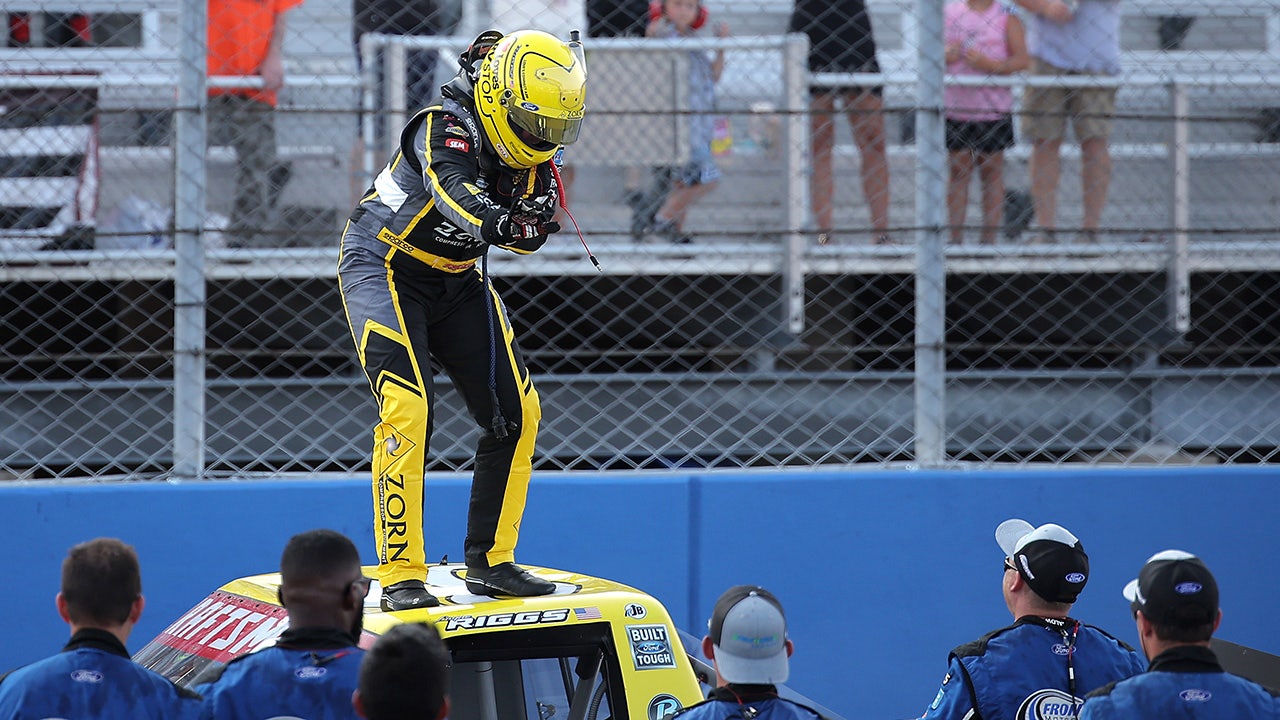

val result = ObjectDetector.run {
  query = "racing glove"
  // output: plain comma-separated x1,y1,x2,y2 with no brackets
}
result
481,211,560,253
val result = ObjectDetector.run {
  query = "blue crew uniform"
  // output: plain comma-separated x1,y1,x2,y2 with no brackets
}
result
1080,644,1280,719
0,628,201,720
195,627,365,720
921,616,1146,720
675,685,825,720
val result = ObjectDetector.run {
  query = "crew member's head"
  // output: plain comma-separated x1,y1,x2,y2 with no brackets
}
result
57,537,145,638
354,622,451,720
278,529,369,638
702,585,793,686
996,518,1090,617
1123,549,1221,659
474,29,586,169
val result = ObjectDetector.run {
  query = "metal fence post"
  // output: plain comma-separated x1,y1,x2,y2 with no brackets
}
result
387,38,407,158
360,33,378,190
1166,79,1191,336
914,0,947,466
172,0,207,478
782,32,809,336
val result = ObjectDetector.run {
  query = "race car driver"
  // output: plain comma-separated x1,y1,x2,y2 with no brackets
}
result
337,28,586,611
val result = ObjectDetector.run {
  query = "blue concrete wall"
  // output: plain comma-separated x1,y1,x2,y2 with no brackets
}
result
0,467,1276,720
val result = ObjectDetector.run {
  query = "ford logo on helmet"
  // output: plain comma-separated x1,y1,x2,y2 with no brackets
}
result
1175,582,1203,594
521,101,540,112
1065,572,1086,583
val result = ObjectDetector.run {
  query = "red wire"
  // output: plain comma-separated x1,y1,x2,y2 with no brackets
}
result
548,161,600,270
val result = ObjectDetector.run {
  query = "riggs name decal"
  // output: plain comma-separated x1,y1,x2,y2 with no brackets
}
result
443,608,570,631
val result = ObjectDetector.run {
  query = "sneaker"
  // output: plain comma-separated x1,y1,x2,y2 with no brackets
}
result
1025,229,1058,245
465,563,555,597
379,579,440,611
651,218,689,244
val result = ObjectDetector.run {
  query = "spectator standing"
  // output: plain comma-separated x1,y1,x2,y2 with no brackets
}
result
207,0,303,247
350,0,460,204
353,0,459,113
338,30,584,609
645,0,728,244
1080,550,1280,718
0,538,201,719
944,0,1029,244
194,529,368,719
789,0,891,245
587,0,648,38
353,623,451,720
676,585,823,720
1010,0,1121,243
919,518,1146,720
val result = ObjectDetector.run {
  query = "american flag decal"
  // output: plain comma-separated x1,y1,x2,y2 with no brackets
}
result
574,607,602,620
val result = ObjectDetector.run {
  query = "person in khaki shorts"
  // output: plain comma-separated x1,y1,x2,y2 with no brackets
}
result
1011,0,1121,243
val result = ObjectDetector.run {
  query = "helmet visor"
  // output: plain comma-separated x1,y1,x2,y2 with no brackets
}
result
506,102,583,146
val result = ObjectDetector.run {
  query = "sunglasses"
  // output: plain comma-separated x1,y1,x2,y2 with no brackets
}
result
1003,558,1018,573
345,576,374,598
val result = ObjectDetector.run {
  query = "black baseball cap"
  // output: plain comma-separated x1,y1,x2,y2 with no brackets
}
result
996,519,1090,604
1123,550,1219,626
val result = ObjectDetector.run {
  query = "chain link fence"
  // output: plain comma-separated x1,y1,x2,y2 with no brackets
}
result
2,0,1279,479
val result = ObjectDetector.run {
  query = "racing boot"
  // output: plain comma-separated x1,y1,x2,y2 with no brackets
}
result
465,562,555,597
380,579,440,611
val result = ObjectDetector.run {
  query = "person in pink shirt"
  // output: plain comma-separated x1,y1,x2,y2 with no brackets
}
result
944,0,1028,244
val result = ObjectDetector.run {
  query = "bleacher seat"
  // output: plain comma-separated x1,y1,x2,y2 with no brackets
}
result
0,81,99,251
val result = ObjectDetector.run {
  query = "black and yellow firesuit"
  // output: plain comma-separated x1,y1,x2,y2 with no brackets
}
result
337,68,558,599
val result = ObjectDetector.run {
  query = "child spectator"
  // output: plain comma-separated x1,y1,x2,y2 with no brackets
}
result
645,0,728,244
944,0,1028,244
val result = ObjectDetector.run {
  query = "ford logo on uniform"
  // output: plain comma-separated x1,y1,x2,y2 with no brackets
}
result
1176,582,1203,594
70,669,103,683
1065,573,1086,583
1180,689,1212,702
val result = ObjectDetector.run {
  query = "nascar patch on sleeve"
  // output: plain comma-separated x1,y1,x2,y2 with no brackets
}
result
446,138,470,153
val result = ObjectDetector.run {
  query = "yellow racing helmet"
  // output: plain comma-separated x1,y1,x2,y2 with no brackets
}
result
474,30,587,169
